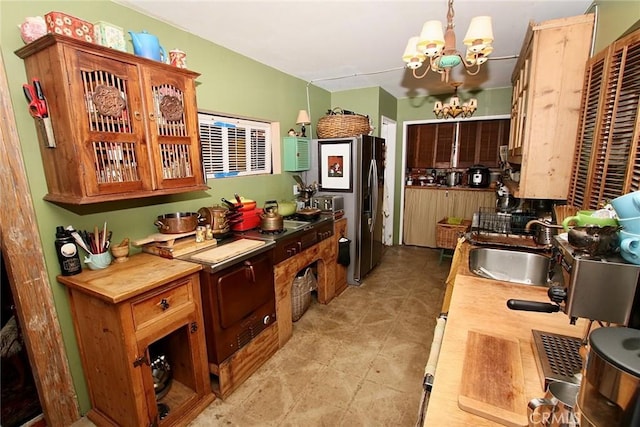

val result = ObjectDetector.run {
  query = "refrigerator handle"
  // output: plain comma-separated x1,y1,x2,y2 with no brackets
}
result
370,159,378,233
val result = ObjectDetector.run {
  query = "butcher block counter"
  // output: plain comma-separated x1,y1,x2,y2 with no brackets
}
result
424,243,588,426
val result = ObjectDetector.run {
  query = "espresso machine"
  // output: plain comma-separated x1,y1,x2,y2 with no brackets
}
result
508,234,640,325
508,234,640,395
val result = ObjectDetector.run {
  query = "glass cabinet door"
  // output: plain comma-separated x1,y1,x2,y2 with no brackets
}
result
141,67,205,190
69,51,153,196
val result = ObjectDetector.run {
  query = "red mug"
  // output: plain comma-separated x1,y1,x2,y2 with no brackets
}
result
169,49,187,68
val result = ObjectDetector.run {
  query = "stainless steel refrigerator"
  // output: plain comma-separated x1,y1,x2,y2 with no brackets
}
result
310,135,385,284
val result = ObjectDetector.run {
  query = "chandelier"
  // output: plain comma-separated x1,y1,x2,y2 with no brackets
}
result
402,0,494,83
433,82,477,119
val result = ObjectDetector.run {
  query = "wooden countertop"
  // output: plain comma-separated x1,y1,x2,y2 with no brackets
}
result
423,243,587,426
57,253,202,304
406,185,495,192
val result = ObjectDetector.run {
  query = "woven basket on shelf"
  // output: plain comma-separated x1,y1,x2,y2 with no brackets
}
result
317,108,370,138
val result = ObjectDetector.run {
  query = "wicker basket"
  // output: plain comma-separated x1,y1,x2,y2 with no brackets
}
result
291,268,316,322
436,218,471,249
317,108,370,138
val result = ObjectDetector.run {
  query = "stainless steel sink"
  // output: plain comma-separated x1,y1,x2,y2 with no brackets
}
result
283,219,311,231
469,248,551,286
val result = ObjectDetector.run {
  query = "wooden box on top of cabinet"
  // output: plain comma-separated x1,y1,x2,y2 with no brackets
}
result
15,34,208,204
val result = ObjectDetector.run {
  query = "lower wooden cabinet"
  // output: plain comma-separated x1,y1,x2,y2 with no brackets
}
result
403,188,495,247
58,254,214,427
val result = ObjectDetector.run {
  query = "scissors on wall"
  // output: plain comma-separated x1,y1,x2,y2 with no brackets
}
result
22,78,48,118
22,78,55,147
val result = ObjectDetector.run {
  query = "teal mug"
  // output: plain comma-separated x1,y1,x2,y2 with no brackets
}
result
84,251,113,270
611,191,640,219
619,230,640,265
618,216,640,234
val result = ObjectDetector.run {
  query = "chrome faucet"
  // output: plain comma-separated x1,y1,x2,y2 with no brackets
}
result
524,219,564,232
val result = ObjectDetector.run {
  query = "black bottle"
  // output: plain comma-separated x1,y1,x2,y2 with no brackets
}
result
55,226,82,276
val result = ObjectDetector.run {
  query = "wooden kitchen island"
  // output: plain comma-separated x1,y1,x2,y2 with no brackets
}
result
424,244,588,426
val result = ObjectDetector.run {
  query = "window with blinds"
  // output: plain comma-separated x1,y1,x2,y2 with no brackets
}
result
198,113,272,178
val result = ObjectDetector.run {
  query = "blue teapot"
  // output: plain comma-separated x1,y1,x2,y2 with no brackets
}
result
129,30,167,62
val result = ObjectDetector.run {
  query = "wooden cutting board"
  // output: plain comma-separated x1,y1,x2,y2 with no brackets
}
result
141,236,217,259
458,330,528,427
133,231,196,246
190,239,265,263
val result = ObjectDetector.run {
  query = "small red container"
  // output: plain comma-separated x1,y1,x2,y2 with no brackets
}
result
231,209,262,231
45,11,94,43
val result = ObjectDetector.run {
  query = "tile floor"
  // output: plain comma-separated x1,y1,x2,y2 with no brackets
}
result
191,245,450,426
72,245,450,427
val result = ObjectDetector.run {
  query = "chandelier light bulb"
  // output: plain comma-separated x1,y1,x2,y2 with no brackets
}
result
403,36,426,68
433,83,477,119
401,0,492,83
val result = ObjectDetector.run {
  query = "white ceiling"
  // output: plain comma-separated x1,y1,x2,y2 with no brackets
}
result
116,0,593,98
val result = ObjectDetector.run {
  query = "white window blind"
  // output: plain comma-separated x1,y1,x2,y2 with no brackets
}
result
198,113,272,178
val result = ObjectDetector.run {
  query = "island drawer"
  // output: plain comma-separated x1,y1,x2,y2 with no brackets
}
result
131,277,194,330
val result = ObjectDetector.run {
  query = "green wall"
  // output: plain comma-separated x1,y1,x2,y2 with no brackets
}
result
591,0,640,52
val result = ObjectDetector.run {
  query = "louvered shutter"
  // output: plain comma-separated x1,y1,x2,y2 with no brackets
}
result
435,123,455,167
457,121,478,167
568,30,640,208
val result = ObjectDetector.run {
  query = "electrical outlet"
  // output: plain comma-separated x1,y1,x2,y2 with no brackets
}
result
293,185,299,196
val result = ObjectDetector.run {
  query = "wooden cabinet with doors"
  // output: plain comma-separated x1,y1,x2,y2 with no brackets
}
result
15,34,207,204
568,29,640,209
406,120,507,170
283,136,310,171
507,14,594,199
58,254,214,427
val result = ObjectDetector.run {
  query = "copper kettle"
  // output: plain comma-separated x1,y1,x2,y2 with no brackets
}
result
260,200,283,231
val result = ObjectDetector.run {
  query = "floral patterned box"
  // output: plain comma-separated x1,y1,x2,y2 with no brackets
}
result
94,21,126,52
45,11,93,43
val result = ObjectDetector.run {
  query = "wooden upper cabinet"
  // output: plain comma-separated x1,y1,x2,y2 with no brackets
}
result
406,119,507,169
568,29,640,209
15,34,207,204
507,14,595,199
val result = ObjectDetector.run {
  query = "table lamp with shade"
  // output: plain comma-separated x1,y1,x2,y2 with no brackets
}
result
296,110,310,137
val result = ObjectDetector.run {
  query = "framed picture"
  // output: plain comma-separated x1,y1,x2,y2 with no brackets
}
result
318,140,352,192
